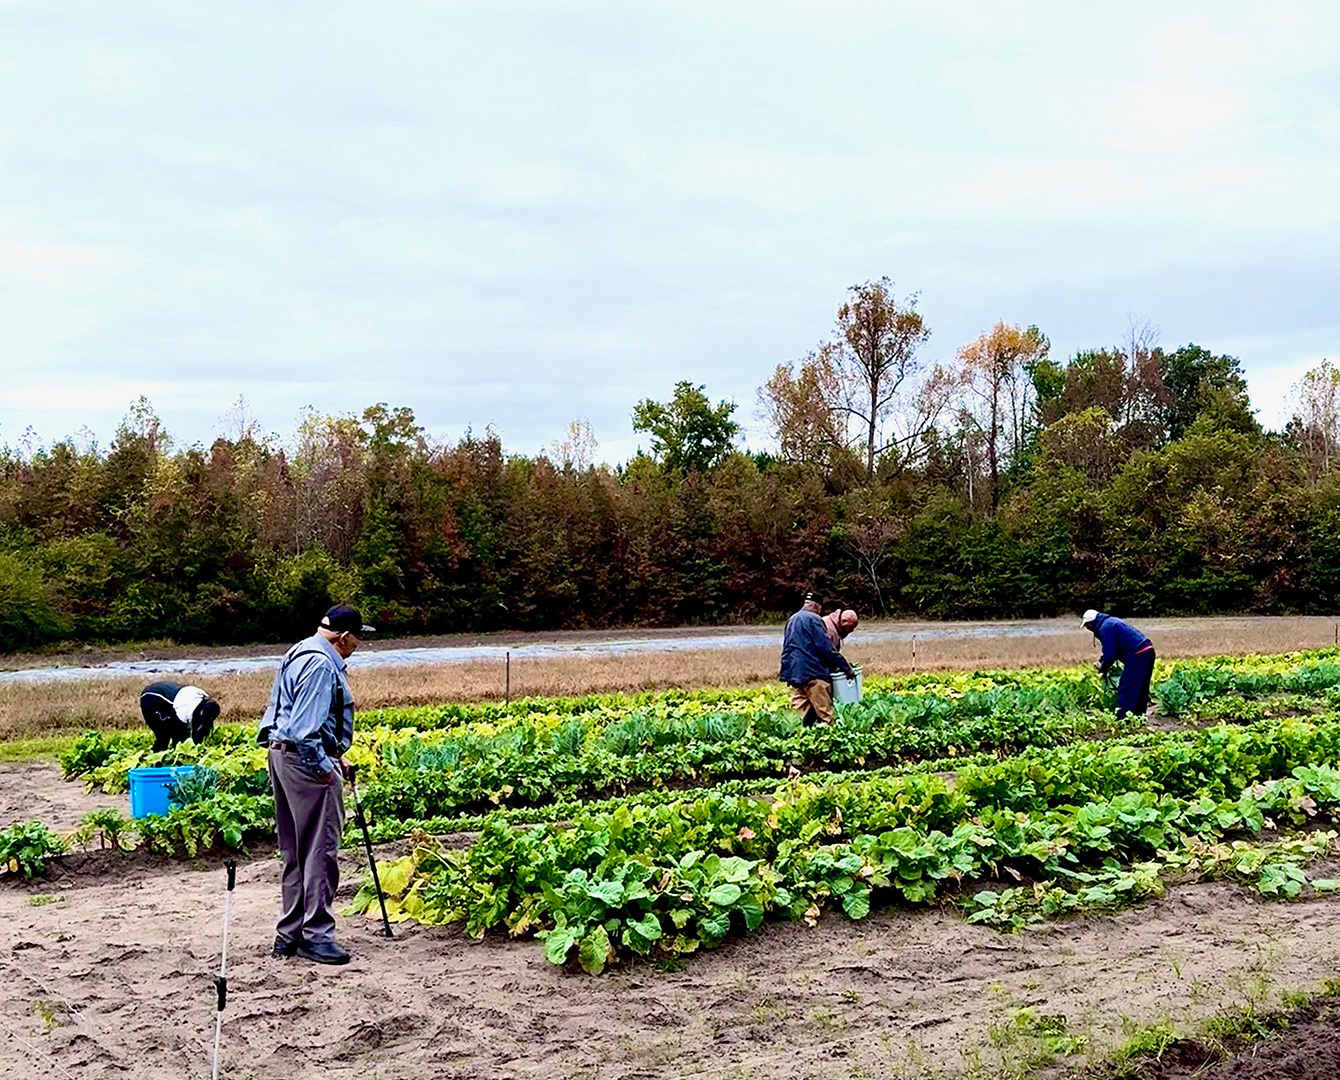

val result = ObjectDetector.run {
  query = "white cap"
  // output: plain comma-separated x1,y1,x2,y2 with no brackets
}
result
1080,609,1099,628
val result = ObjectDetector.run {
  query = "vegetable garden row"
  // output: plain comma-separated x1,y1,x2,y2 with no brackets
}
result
9,649,1340,974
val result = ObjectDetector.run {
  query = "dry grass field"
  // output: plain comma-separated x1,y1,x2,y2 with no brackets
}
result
1,615,1336,743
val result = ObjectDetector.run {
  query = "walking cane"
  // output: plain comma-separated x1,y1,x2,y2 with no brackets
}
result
211,859,236,1080
348,764,393,939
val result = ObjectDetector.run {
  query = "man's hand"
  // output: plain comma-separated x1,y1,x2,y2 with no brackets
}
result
321,757,351,785
340,757,355,783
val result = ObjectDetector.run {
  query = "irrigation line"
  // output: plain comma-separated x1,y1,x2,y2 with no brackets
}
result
0,1022,85,1080
0,957,98,1080
0,957,90,1031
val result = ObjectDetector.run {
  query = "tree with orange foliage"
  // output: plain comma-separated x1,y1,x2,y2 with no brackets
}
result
956,322,1051,509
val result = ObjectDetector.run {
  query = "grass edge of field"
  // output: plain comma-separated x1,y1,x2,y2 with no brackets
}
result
936,974,1340,1080
1082,977,1340,1080
0,735,79,763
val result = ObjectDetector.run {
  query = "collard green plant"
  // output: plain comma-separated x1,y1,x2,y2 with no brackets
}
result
58,730,119,779
166,765,220,806
0,822,67,879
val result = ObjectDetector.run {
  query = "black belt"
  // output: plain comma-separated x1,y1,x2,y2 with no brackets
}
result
269,740,302,752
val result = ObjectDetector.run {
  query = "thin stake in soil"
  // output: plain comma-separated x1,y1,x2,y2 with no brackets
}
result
349,765,393,939
211,859,235,1080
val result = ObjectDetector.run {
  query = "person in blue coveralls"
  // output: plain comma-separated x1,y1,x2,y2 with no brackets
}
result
1081,609,1156,719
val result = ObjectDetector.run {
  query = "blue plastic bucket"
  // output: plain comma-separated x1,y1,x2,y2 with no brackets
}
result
127,766,199,819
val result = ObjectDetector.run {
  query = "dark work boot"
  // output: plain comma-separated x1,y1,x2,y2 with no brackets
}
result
296,940,351,965
272,936,298,957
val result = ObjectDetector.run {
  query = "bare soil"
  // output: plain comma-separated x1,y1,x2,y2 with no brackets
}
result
5,765,1340,1079
1136,997,1340,1080
0,763,124,834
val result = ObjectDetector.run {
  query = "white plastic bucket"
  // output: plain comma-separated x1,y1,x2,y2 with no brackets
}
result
832,664,863,705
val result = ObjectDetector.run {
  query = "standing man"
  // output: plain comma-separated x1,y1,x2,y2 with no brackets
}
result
138,681,220,751
258,604,374,965
780,594,857,725
1082,609,1156,719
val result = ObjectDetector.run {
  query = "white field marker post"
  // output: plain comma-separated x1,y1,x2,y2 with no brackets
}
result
212,859,236,1080
912,635,916,674
505,650,511,703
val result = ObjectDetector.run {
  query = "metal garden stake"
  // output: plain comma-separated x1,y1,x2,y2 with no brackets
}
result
348,764,393,939
211,859,236,1080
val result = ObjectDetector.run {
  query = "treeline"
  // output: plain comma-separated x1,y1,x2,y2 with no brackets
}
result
3,280,1340,650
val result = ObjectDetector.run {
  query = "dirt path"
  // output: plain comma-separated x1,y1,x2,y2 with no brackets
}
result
2,838,1340,1079
7,752,1340,1079
0,763,124,835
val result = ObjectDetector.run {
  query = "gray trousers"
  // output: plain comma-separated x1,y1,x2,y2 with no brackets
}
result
268,748,344,946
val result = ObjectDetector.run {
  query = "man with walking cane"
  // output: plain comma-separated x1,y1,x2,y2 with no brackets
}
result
257,604,374,965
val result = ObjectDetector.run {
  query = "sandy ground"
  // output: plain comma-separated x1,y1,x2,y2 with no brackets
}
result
0,763,124,834
5,768,1340,1080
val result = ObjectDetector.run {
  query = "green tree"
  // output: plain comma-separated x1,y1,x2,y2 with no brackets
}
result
1037,406,1124,486
0,551,69,647
632,382,740,473
1161,343,1256,440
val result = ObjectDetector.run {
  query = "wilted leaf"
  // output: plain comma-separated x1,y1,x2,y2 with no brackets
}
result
699,911,731,946
624,913,663,952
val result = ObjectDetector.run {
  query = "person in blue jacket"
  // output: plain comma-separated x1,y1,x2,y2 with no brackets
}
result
1082,609,1156,719
780,592,857,725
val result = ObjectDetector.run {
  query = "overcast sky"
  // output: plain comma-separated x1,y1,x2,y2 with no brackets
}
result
2,1,1337,463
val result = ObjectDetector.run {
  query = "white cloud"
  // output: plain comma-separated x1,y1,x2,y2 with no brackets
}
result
0,234,130,280
1,0,1339,459
1103,83,1244,145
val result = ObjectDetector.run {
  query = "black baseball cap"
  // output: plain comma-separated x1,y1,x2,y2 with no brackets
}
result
321,604,375,635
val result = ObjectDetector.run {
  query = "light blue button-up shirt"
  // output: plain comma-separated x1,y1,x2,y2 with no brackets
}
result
258,634,355,777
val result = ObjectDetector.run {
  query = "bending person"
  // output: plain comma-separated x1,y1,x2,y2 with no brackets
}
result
139,682,220,751
1081,609,1156,719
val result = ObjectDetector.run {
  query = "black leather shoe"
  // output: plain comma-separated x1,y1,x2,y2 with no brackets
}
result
296,940,351,965
272,937,298,957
